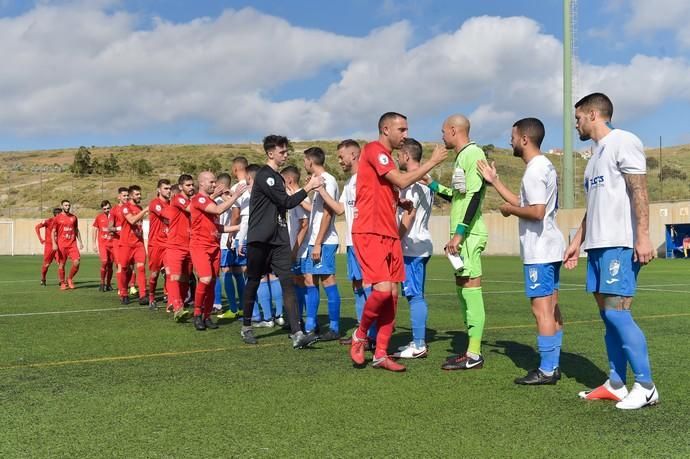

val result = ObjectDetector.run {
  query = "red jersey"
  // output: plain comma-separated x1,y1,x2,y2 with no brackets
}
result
148,197,169,247
190,194,222,248
352,141,398,238
120,202,144,247
36,217,55,248
164,194,191,249
110,204,126,243
92,213,113,247
54,213,79,247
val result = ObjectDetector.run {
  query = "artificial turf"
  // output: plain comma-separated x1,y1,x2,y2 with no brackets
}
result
1,255,688,458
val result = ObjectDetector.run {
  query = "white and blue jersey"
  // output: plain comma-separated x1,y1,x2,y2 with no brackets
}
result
399,181,433,298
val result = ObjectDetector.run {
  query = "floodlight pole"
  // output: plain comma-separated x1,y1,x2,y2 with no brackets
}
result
563,0,575,209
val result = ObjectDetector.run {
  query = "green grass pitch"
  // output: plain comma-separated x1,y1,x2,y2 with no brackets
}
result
1,255,688,458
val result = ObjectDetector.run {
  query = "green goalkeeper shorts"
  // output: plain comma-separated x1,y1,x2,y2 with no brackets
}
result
454,232,487,279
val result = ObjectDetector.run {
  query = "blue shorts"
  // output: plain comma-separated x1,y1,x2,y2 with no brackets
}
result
303,244,338,275
346,246,363,281
402,256,429,298
586,247,640,296
220,248,232,268
523,262,561,298
230,246,247,267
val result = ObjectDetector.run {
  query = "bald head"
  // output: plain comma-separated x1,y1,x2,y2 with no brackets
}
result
445,114,470,134
442,114,471,150
198,171,216,195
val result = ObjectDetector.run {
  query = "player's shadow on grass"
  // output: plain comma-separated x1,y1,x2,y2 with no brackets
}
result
487,340,607,388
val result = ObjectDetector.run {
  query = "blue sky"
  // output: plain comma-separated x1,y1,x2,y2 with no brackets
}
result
0,0,689,152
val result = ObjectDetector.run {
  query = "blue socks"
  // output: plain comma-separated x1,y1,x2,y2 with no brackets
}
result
354,288,366,322
537,334,559,372
269,278,283,318
255,281,273,321
294,285,306,319
305,286,320,332
408,294,428,347
214,277,222,305
324,284,341,333
223,271,238,312
554,329,563,368
601,309,653,384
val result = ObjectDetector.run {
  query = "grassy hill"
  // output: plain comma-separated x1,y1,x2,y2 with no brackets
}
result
1,141,689,218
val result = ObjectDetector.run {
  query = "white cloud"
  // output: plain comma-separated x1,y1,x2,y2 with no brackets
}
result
0,2,689,145
626,0,690,47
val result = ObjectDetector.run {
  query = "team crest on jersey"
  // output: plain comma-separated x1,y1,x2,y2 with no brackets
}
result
529,267,538,283
378,154,389,166
609,259,620,277
178,197,186,205
155,204,162,212
267,177,275,186
199,197,206,204
123,207,129,214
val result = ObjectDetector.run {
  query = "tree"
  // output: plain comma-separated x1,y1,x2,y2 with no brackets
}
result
133,159,153,176
646,157,659,169
103,154,120,175
71,146,93,176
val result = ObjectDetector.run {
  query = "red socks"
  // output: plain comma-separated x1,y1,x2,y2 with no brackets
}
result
358,289,396,359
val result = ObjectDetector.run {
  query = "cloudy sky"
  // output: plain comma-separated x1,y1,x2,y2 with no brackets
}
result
1,0,689,152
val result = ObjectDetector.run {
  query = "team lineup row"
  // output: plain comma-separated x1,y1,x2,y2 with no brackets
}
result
35,91,658,410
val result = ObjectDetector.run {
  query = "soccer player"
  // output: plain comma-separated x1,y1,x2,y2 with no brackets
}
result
35,207,62,286
213,172,234,314
189,171,245,331
350,112,447,372
164,175,195,322
282,166,311,322
118,185,149,305
477,118,565,384
313,140,374,344
110,187,129,295
147,179,172,309
427,115,489,371
393,138,434,359
302,146,342,340
216,158,251,320
52,199,83,290
239,134,324,348
563,92,659,409
92,200,115,292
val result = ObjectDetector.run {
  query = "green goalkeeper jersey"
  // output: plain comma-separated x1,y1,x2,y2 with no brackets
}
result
435,142,488,237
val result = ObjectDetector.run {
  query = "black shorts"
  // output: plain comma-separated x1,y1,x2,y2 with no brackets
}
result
246,242,292,280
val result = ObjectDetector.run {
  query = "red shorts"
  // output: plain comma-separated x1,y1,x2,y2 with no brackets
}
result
165,247,191,277
43,245,60,264
119,243,146,266
97,243,114,264
352,233,405,285
148,245,166,273
190,245,220,278
57,244,80,262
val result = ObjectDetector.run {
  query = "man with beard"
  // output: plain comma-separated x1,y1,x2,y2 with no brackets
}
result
478,118,565,385
92,200,115,292
147,179,172,309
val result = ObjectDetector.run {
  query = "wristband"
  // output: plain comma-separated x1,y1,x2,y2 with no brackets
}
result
455,223,467,237
429,180,440,193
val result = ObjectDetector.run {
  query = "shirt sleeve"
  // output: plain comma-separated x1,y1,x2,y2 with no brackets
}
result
92,218,98,228
616,133,646,175
522,163,548,206
257,171,308,209
463,148,487,194
173,196,188,210
192,196,213,212
370,149,396,177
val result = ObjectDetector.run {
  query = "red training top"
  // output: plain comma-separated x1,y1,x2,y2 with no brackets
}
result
190,194,222,249
53,213,79,247
92,213,113,247
163,194,191,250
120,202,144,247
35,217,55,248
352,140,398,239
148,197,169,248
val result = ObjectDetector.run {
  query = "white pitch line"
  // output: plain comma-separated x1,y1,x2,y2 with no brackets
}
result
0,305,147,317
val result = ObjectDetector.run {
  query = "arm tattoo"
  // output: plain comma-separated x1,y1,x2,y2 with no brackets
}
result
623,173,649,234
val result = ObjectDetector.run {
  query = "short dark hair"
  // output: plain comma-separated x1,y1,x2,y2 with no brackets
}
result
378,112,407,133
575,92,613,120
100,200,111,208
170,184,180,194
337,139,360,151
304,147,326,166
156,179,171,188
232,156,248,167
117,187,128,194
61,199,70,205
401,138,423,162
128,185,141,194
178,174,193,185
52,207,62,216
513,118,545,148
281,165,301,180
246,164,261,177
263,135,290,153
216,172,231,184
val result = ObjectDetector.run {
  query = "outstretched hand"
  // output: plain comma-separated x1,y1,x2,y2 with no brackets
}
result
477,160,498,184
